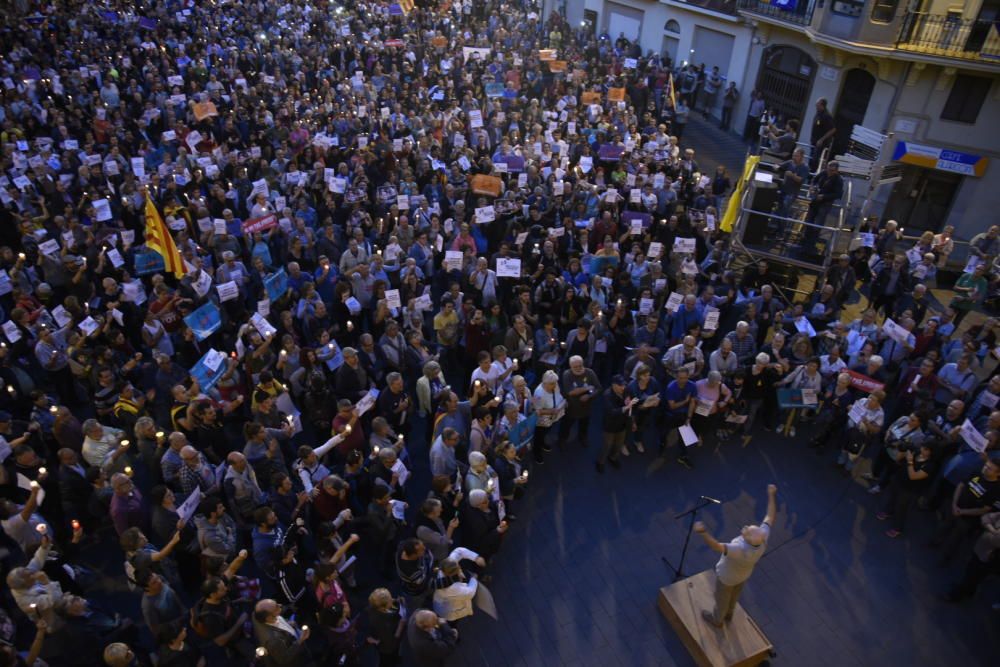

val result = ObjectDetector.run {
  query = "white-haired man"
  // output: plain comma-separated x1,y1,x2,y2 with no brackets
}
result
694,484,778,627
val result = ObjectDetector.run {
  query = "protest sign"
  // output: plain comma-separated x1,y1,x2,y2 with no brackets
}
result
184,302,222,341
242,213,278,234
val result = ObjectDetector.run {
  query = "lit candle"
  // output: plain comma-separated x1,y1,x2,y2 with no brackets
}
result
328,343,334,350
522,470,529,480
71,519,81,530
124,466,133,477
301,625,309,633
347,320,354,331
37,467,46,476
17,253,25,260
156,431,165,439
29,480,39,489
256,648,268,658
49,406,58,414
120,439,130,448
373,445,380,455
344,424,352,434
35,523,47,535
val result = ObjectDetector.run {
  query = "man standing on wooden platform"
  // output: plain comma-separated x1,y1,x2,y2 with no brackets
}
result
693,484,778,627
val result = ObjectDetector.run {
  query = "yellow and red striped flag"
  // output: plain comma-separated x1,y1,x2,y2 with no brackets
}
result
399,0,415,13
668,72,677,110
144,192,186,278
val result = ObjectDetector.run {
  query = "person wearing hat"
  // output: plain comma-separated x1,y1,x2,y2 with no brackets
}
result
596,375,637,473
694,483,778,628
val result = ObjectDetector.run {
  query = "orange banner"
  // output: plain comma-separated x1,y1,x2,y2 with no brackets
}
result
193,101,218,121
538,49,557,61
470,174,503,197
581,91,602,105
547,60,567,72
607,88,625,102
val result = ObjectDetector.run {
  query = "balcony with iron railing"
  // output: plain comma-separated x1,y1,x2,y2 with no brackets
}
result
737,0,814,27
897,13,1000,63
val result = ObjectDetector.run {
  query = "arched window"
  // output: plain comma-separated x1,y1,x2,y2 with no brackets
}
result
664,20,680,34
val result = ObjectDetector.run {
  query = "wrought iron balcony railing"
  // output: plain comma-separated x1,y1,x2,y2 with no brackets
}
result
897,12,1000,63
737,0,814,27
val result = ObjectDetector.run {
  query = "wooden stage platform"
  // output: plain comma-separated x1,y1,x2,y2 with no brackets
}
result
658,570,773,667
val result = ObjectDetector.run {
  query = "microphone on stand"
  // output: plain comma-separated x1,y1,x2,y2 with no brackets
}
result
699,495,722,504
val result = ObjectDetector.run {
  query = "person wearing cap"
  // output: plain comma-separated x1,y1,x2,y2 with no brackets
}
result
694,484,778,627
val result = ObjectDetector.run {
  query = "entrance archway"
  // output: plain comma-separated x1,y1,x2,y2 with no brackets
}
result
755,45,816,124
833,68,876,156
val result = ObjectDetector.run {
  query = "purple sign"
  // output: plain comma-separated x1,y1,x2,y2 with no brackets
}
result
497,155,525,173
138,16,158,30
598,144,625,162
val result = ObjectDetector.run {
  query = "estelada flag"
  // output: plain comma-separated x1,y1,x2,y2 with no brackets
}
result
144,192,186,278
399,0,415,13
668,73,677,110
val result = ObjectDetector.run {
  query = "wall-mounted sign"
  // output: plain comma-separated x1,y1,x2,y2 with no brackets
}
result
892,141,988,178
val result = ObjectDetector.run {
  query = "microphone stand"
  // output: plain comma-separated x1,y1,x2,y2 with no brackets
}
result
662,496,720,582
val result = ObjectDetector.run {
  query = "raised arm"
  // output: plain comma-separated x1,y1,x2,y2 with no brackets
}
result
693,521,727,554
763,484,777,526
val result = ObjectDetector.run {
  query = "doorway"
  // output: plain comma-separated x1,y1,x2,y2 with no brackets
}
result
832,68,876,156
755,45,816,124
883,166,961,234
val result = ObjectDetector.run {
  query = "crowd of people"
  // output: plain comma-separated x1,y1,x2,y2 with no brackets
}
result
0,0,999,665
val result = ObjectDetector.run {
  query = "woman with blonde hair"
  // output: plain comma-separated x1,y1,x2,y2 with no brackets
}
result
366,587,405,666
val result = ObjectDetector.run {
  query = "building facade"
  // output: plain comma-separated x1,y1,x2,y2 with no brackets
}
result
565,0,1000,241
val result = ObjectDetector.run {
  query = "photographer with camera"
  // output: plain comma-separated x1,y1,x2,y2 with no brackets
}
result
867,412,928,495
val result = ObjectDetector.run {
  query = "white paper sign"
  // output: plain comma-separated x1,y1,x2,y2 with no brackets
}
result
2,321,21,343
444,250,463,271
216,281,239,302
38,239,61,256
475,205,495,223
177,489,203,522
496,257,521,278
648,242,663,259
960,418,988,453
665,292,684,313
673,237,696,254
704,309,720,331
679,424,699,447
78,316,100,337
385,289,402,310
882,318,911,346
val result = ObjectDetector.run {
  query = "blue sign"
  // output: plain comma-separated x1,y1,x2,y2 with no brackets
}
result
183,302,222,341
507,413,537,449
892,141,988,177
134,251,165,276
588,255,620,276
485,83,505,98
264,268,288,302
189,350,227,391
